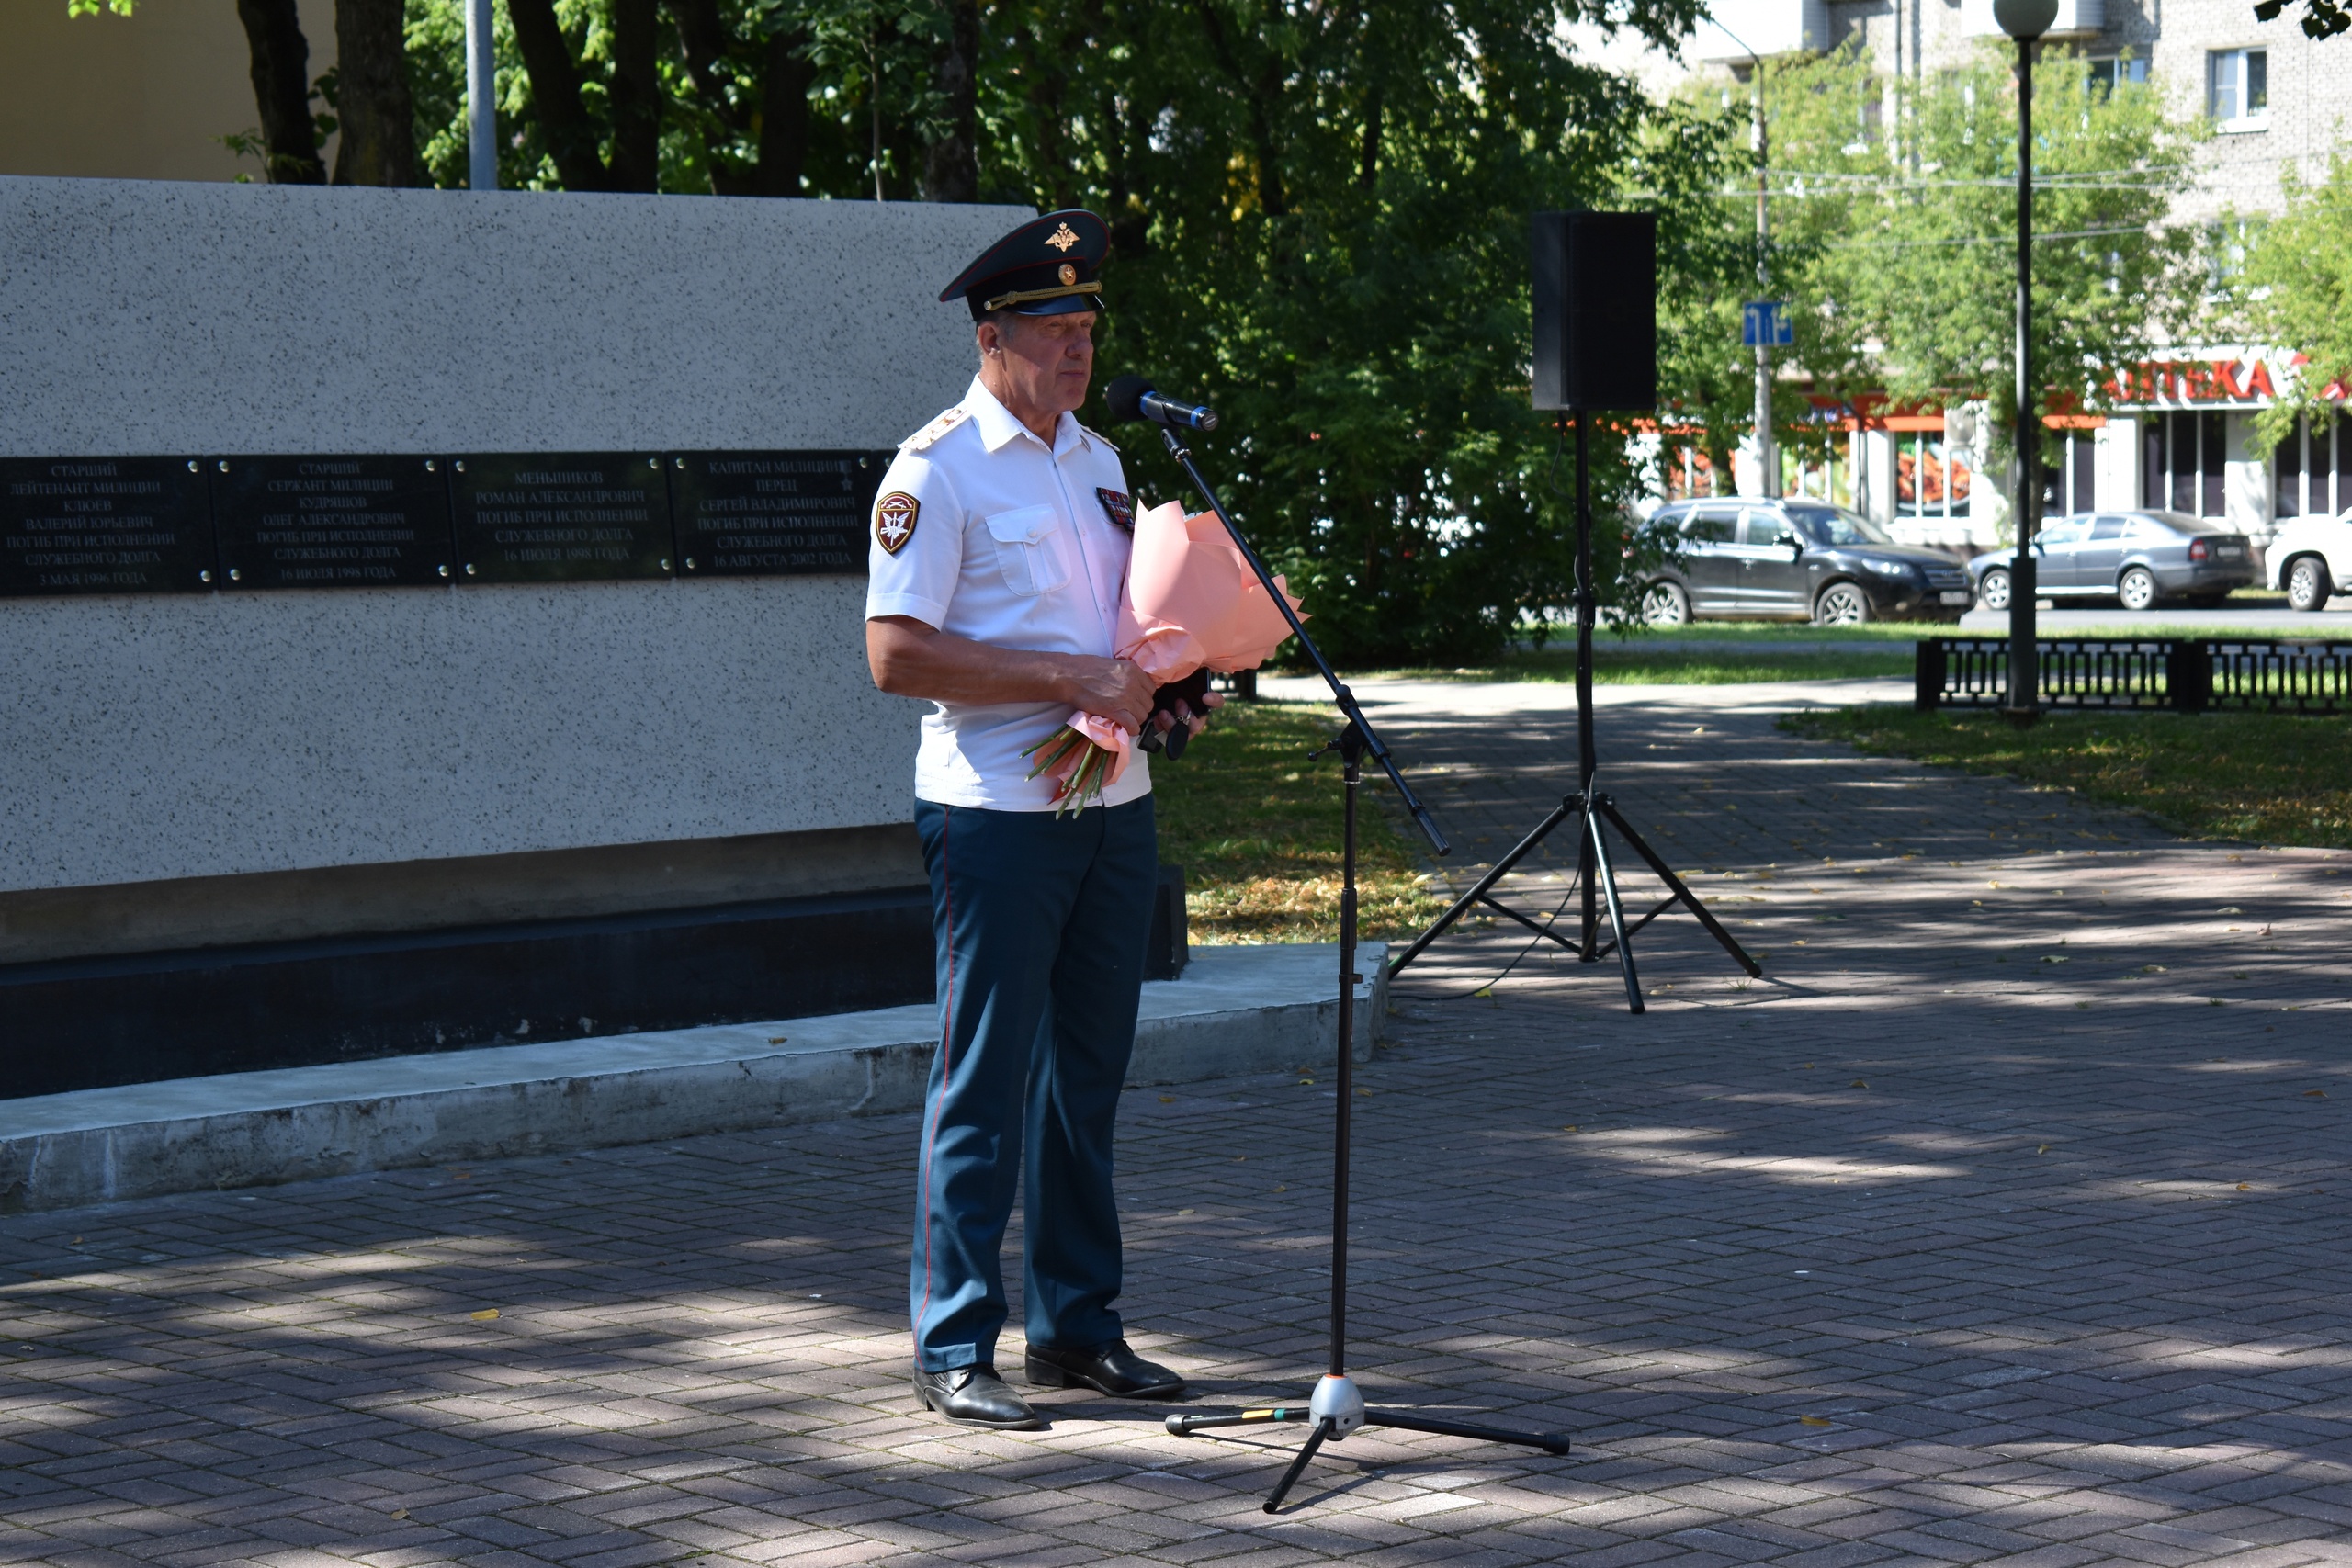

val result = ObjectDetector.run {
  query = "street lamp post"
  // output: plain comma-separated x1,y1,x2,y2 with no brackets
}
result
1709,20,1777,501
467,0,497,190
1752,57,1776,499
1996,0,2056,724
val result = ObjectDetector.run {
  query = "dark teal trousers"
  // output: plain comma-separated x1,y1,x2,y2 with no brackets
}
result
909,795,1158,1372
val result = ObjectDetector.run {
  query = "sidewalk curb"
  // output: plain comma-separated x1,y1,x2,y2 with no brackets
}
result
0,943,1385,1213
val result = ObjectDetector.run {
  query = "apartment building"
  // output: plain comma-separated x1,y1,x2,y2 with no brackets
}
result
1606,0,2347,547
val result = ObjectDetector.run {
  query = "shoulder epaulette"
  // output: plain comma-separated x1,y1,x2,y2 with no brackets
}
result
1080,423,1120,453
903,406,972,453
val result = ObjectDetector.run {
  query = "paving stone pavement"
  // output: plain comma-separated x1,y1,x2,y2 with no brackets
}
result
4,678,2351,1568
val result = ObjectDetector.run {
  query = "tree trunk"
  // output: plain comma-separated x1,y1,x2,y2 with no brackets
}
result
233,0,325,184
1707,437,1736,496
673,0,752,194
921,0,979,202
1188,0,1284,216
1028,70,1067,206
507,0,611,191
754,28,815,197
607,0,662,192
331,0,418,186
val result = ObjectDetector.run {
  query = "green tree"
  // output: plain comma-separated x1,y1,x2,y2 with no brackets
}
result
1759,44,2200,482
396,0,1713,661
1043,0,1698,660
1634,82,1849,498
2242,154,2352,447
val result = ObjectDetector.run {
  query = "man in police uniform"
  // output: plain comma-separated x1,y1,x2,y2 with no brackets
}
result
866,209,1216,1429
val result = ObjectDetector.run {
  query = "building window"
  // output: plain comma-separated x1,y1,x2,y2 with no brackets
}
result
2049,433,2096,514
1782,446,1851,509
1895,434,1972,520
2143,412,2233,520
1664,444,1729,501
2274,409,2351,521
2208,49,2268,130
2087,55,2148,96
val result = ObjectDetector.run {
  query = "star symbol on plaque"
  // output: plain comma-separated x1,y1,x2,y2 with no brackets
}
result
1045,222,1081,253
875,492,920,554
1058,263,1078,286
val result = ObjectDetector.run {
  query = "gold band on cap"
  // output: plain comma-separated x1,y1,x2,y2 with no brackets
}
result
980,280,1106,312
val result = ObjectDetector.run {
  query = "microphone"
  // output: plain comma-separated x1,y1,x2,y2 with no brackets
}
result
1104,373,1219,432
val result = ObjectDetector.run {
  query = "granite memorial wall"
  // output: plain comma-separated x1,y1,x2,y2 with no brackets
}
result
0,177,1035,1093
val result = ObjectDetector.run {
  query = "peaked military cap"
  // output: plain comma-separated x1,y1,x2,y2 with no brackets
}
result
939,209,1109,321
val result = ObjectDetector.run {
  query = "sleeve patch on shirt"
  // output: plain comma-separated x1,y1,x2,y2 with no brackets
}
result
1095,488,1135,532
903,407,971,453
875,492,920,554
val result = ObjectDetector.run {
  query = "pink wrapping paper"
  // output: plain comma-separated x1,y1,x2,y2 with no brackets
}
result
1036,501,1307,806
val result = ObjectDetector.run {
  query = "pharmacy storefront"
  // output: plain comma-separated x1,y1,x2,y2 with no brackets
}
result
2104,350,2350,540
1650,348,2346,556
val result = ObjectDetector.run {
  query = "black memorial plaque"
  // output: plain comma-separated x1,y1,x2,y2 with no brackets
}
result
211,455,455,588
0,456,216,596
668,451,889,576
449,453,674,582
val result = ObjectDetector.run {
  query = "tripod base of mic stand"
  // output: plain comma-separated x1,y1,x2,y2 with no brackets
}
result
1388,786,1760,1014
1167,1374,1573,1514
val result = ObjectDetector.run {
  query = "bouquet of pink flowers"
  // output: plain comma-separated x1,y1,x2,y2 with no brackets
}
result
1023,501,1306,814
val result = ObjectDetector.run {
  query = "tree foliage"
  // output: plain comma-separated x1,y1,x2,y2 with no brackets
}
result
399,0,1713,660
1757,44,2200,458
2241,153,2352,446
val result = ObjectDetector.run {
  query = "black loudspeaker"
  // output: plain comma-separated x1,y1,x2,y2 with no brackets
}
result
1532,210,1657,412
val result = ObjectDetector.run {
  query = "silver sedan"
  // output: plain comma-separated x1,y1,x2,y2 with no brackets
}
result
1967,511,2256,611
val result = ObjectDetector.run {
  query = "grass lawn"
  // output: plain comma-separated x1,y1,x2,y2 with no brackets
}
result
1374,644,1915,683
1585,622,1938,644
1152,699,1449,944
1788,706,2352,850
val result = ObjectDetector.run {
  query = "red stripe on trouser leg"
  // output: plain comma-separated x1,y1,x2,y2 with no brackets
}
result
914,807,954,1347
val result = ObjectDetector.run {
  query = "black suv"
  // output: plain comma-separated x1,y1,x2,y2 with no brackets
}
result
1636,499,1973,626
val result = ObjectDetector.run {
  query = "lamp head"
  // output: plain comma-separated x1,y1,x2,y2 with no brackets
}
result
1993,0,2058,38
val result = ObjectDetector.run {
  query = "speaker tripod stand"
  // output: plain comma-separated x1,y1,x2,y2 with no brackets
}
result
1149,423,1573,1513
1386,413,1761,1013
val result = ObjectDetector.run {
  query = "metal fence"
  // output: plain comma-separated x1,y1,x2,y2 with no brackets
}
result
1916,637,2352,715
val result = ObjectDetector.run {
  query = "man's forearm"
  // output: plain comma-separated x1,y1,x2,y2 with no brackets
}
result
867,616,1085,708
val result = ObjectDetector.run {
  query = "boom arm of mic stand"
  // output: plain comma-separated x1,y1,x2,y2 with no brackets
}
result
1159,428,1450,858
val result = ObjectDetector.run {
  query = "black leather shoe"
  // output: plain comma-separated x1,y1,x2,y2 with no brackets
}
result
1024,1338,1187,1399
912,1364,1046,1429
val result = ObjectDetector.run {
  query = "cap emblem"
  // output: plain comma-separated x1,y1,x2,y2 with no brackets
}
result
1058,263,1078,286
1045,221,1081,253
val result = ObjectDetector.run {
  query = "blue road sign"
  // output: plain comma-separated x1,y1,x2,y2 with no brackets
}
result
1743,300,1793,348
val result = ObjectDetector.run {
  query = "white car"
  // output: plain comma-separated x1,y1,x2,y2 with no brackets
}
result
2268,509,2352,612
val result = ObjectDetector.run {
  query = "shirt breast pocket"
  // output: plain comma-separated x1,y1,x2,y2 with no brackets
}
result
983,505,1073,597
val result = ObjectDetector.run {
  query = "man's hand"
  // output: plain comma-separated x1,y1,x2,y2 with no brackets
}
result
1064,658,1159,734
1153,687,1226,739
868,616,1159,733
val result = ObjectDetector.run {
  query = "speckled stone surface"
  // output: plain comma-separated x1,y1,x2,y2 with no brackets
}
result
0,177,1023,456
0,579,928,889
0,179,1030,892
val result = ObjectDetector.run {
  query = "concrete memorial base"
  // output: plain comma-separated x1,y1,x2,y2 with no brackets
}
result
0,943,1385,1213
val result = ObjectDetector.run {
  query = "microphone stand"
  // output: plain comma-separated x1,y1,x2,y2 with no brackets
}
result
1150,423,1574,1512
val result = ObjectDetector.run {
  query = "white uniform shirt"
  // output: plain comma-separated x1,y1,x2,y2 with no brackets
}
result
866,375,1151,811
